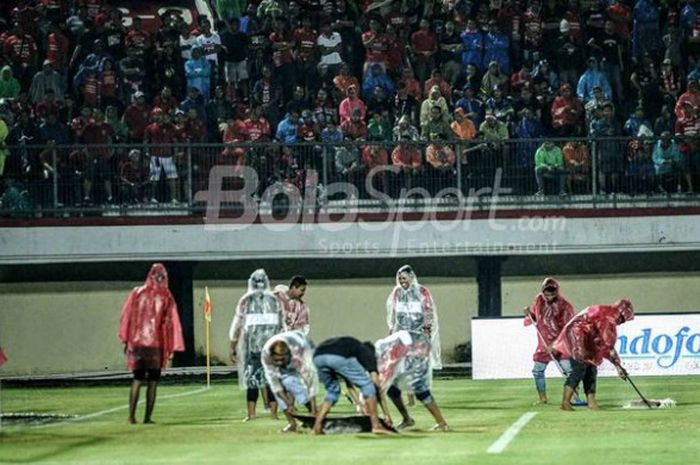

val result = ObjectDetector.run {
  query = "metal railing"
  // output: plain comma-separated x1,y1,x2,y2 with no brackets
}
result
0,137,697,218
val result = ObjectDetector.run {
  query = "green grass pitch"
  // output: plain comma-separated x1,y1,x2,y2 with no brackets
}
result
1,376,699,464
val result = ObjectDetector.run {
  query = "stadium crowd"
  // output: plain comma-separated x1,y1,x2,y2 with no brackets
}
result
0,0,700,209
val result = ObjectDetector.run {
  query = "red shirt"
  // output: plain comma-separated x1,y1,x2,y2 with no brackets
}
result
3,34,38,65
340,119,368,140
293,28,318,62
241,118,271,141
269,31,295,67
125,29,152,52
35,100,60,119
362,146,388,169
124,104,150,141
82,122,114,159
184,119,207,143
362,31,389,63
144,122,178,157
82,76,99,107
47,32,70,69
411,30,437,57
153,96,179,114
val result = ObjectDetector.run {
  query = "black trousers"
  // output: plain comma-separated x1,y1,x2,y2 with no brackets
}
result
565,359,597,395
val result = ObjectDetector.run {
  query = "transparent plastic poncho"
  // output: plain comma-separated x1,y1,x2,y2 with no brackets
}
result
386,265,442,369
229,269,284,389
375,330,433,393
261,330,318,398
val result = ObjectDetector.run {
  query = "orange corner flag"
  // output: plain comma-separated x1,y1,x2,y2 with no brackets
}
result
204,286,212,322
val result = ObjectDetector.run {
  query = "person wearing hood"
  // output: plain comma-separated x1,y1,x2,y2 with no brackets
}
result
623,107,653,137
551,83,584,136
460,18,484,73
29,61,65,104
553,299,634,411
523,278,576,404
376,330,449,431
0,66,21,99
338,84,366,124
119,264,185,424
420,85,449,129
185,46,212,99
576,57,612,103
229,269,285,422
483,20,510,75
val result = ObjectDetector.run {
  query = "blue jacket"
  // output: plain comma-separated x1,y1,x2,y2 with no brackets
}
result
652,140,682,175
362,72,395,100
276,115,300,143
623,116,653,137
185,57,212,99
483,32,510,74
577,69,612,102
632,0,661,58
454,97,483,127
513,116,544,167
461,30,483,71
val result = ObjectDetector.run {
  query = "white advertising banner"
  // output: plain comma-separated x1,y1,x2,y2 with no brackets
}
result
472,313,700,379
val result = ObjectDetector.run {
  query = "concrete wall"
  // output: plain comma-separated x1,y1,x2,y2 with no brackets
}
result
1,273,699,376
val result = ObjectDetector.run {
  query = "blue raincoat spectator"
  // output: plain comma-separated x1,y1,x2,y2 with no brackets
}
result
362,64,395,100
185,46,212,98
623,108,653,137
460,19,483,72
632,0,661,59
514,108,544,169
652,134,682,175
577,57,612,103
276,110,301,143
454,83,483,127
482,20,510,75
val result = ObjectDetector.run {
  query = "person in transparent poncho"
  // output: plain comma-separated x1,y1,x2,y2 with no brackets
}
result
229,269,285,421
261,330,318,432
376,330,449,431
385,265,442,420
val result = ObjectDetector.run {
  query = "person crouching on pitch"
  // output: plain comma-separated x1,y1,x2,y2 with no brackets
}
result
261,331,318,433
119,263,185,424
523,277,576,404
553,299,634,411
376,330,449,431
312,336,393,434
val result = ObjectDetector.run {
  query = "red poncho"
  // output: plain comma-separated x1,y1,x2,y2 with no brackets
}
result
524,277,576,362
119,264,185,370
553,299,634,366
0,346,7,366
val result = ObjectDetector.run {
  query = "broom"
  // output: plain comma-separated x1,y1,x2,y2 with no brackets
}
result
614,363,676,409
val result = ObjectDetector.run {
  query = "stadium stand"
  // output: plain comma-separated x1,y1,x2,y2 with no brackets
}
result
0,0,699,214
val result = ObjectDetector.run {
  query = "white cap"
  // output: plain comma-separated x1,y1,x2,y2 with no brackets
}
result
560,19,571,33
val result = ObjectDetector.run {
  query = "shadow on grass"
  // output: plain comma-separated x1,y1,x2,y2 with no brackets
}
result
0,433,108,463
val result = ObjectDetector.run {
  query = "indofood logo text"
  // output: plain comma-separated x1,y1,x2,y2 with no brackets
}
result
617,327,700,368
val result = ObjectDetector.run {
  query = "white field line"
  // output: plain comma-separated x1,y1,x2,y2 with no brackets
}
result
30,386,208,429
486,411,537,454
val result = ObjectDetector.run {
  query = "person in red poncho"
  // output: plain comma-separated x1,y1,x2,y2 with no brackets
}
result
553,299,634,411
523,277,576,404
119,263,185,424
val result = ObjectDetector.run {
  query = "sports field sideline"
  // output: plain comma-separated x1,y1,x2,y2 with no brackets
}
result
1,376,698,465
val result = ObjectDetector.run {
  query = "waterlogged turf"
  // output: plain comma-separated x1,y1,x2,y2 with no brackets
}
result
0,377,698,464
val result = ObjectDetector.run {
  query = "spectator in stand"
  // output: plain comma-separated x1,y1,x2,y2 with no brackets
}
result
362,63,395,101
35,89,61,122
531,59,560,96
555,20,582,86
293,16,319,92
362,143,389,196
179,86,207,124
195,19,222,92
485,84,516,126
29,60,64,105
653,131,683,193
659,58,681,103
207,85,235,143
361,18,389,75
623,107,653,137
480,61,508,100
118,47,147,103
123,91,149,143
82,108,115,204
367,110,391,142
220,18,250,102
654,104,675,136
511,63,533,93
420,85,449,130
591,20,624,105
514,107,545,193
460,18,483,73
252,66,282,129
590,103,621,194
398,67,422,102
563,140,590,194
675,80,700,122
119,149,149,204
47,22,71,73
423,105,456,193
423,69,452,105
366,85,393,122
185,46,212,100
584,86,613,127
483,19,510,76
287,85,310,116
0,65,20,99
317,22,343,76
125,17,153,60
270,20,297,102
626,137,655,195
339,84,366,124
392,115,422,193
144,109,180,204
632,0,661,60
411,19,438,83
438,21,463,87
534,140,566,196
340,108,368,141
105,105,127,143
333,63,360,102
475,113,509,189
3,22,38,88
454,83,483,128
394,82,418,126
551,83,584,137
577,57,612,104
311,89,337,130
276,109,301,144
